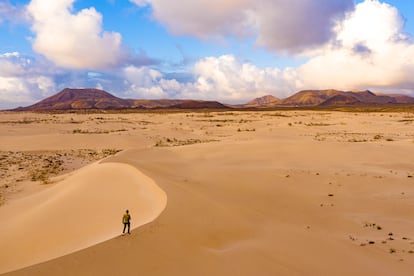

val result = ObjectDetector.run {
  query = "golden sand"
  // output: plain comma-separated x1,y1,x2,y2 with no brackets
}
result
1,110,414,275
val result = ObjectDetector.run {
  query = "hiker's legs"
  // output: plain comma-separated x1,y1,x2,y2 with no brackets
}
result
127,222,130,234
123,223,127,233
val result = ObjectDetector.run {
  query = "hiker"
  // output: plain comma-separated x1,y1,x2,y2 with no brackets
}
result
122,210,131,234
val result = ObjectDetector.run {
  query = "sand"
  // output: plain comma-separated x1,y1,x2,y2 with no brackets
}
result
0,161,166,274
1,110,414,275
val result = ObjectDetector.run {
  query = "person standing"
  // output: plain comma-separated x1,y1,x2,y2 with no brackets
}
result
122,210,131,234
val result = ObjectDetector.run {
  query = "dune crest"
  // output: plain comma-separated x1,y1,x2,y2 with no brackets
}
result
0,162,167,274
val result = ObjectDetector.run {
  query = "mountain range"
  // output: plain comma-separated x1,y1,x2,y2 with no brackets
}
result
13,88,414,111
15,88,227,111
246,90,414,107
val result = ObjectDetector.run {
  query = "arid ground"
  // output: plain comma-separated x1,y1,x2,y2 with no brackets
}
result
1,110,414,275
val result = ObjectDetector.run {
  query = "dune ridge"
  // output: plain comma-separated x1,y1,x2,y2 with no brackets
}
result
1,111,414,275
0,161,167,274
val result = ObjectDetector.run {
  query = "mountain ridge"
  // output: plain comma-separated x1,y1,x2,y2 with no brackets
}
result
13,88,414,111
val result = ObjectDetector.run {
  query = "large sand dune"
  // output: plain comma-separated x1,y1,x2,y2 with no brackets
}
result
0,161,167,274
1,110,414,275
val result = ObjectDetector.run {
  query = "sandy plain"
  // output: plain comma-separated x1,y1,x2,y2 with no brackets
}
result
0,110,414,275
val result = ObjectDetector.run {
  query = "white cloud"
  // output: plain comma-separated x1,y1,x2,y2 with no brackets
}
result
0,52,26,76
0,52,56,109
189,55,297,101
126,1,414,103
4,0,413,109
123,66,169,98
0,75,55,109
27,0,126,69
132,0,253,39
131,0,353,53
299,0,414,91
336,0,407,49
130,0,413,95
122,55,298,102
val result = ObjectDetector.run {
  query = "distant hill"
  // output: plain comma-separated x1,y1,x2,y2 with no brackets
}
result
318,90,398,107
168,100,229,109
129,99,187,108
318,94,361,106
391,95,414,104
13,88,414,111
280,89,343,106
15,88,230,111
245,95,281,107
16,88,132,111
244,89,414,108
373,93,414,104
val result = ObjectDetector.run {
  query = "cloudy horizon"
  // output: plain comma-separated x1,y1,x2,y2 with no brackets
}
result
1,0,413,109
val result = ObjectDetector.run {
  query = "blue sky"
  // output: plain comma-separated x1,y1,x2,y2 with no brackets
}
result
0,0,413,108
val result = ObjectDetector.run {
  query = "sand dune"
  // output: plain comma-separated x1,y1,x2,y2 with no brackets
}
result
8,141,414,275
1,111,414,275
0,161,167,274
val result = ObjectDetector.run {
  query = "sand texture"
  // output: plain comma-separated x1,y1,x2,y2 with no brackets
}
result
0,161,166,274
1,110,414,275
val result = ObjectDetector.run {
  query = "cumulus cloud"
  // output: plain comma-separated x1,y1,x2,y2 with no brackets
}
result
299,0,414,91
26,0,126,69
131,0,354,53
123,65,170,98
251,0,354,53
123,55,299,102
4,0,413,109
132,0,253,39
124,0,414,102
188,55,298,100
0,52,56,109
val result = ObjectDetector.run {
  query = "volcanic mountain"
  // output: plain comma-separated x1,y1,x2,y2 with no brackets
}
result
245,95,281,107
245,90,414,107
13,88,414,111
280,89,342,106
17,88,132,111
373,93,414,104
15,88,230,111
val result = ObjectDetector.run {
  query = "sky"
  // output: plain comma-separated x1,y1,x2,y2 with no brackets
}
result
0,0,413,109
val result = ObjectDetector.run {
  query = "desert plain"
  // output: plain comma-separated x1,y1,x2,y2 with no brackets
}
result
0,109,414,275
